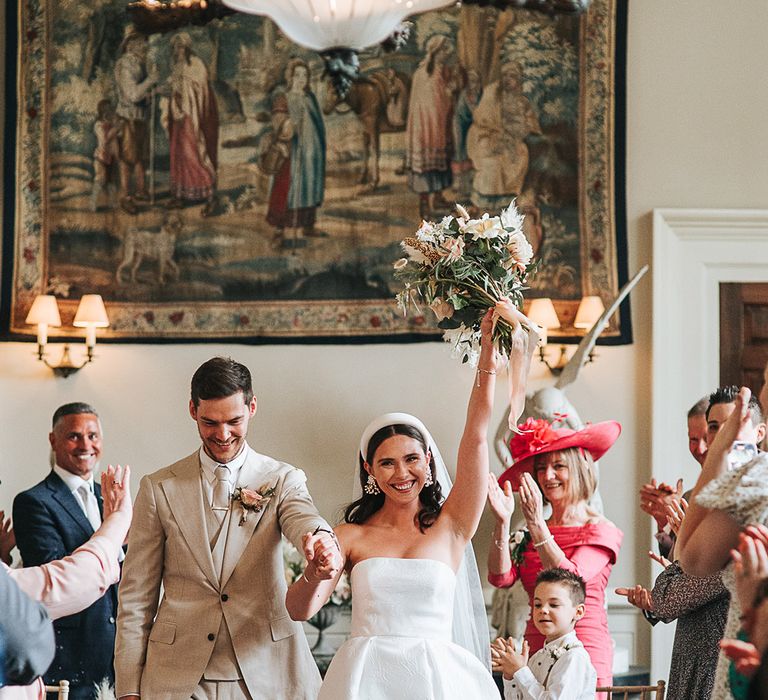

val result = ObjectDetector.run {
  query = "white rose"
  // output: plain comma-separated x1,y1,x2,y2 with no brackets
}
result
512,530,525,545
505,232,534,271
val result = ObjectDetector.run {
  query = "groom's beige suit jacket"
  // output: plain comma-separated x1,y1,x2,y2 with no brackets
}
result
114,447,325,699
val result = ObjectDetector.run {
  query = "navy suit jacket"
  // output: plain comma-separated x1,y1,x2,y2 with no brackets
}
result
13,471,119,689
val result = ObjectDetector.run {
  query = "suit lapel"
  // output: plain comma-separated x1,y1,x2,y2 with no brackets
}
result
160,456,219,589
95,482,104,518
219,454,273,589
46,472,94,538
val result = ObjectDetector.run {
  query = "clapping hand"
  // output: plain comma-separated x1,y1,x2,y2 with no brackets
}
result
665,497,688,536
101,464,132,520
708,387,754,465
731,528,768,613
302,529,343,581
487,473,515,524
491,637,529,680
639,478,683,530
720,638,761,677
615,584,654,612
0,511,14,566
518,472,545,529
648,550,672,569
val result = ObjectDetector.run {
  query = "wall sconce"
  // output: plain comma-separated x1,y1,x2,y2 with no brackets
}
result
528,296,606,374
25,294,110,378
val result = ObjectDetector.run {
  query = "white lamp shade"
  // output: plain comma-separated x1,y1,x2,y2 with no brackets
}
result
222,0,454,51
25,295,62,327
73,295,110,328
527,298,561,330
574,295,606,329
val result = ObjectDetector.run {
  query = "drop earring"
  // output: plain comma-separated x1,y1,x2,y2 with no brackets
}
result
423,469,433,488
364,473,381,495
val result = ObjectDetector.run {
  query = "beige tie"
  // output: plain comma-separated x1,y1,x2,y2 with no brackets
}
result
78,484,102,532
212,465,231,522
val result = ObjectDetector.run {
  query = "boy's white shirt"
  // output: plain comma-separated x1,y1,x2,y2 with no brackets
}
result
502,631,597,700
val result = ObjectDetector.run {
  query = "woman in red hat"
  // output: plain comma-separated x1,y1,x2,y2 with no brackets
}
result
487,417,623,688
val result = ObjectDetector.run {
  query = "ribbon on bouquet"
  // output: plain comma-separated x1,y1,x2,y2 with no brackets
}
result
493,299,541,431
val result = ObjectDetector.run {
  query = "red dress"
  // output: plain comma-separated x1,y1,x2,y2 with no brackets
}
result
488,522,623,686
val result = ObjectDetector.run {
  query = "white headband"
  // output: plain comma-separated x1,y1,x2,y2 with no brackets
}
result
358,412,433,462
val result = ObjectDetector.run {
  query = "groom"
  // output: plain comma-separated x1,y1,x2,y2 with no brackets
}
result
115,357,339,699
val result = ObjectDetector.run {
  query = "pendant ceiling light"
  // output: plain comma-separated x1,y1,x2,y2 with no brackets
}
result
221,0,454,52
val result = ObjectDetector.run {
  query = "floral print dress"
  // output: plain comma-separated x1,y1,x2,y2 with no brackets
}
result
694,453,768,700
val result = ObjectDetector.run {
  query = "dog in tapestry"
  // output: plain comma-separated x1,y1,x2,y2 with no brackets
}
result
116,211,182,285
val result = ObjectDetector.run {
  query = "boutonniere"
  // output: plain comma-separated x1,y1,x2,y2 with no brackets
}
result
510,528,531,566
549,643,574,662
232,485,276,526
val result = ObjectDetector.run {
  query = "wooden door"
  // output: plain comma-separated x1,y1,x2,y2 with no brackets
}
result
720,283,768,394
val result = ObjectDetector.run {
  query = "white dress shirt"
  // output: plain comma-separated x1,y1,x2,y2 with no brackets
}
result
198,444,249,507
503,631,597,700
53,465,99,524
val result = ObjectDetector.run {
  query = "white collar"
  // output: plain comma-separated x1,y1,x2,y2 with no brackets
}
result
542,630,580,651
199,443,249,484
53,465,96,494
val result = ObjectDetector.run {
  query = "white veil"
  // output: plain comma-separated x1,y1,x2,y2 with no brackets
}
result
355,412,492,669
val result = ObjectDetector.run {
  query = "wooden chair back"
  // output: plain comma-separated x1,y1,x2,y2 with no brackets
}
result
596,680,666,700
43,680,70,699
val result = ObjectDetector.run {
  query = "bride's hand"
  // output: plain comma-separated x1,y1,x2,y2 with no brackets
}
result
478,308,504,374
302,530,343,580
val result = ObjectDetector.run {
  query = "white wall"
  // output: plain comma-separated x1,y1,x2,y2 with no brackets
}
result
2,0,768,667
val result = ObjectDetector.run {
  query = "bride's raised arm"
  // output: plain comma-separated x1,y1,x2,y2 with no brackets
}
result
443,308,510,540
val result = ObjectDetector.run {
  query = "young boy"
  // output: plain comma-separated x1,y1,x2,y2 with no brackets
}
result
492,568,597,699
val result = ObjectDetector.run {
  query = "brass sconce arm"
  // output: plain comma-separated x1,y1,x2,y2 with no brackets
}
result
36,343,95,378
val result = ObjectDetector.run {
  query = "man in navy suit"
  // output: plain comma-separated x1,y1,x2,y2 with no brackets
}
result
13,402,119,699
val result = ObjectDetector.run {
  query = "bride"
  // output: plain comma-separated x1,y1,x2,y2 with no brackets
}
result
286,308,521,699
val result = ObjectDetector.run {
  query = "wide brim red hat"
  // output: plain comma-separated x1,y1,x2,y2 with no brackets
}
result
498,418,621,490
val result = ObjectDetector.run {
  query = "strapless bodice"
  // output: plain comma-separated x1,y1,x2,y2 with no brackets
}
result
349,557,455,640
318,557,499,699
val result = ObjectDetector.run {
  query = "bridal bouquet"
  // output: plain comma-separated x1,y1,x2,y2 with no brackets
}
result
394,201,537,365
283,539,351,606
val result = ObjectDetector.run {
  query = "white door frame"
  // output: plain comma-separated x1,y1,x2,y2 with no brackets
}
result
650,208,768,680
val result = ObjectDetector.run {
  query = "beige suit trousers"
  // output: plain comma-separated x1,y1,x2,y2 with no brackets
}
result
192,679,251,700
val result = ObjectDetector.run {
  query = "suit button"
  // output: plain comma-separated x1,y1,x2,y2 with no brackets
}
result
109,616,115,624
207,633,215,641
221,594,228,602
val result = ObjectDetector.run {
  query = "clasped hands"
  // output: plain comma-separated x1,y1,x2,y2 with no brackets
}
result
301,528,343,582
491,637,529,680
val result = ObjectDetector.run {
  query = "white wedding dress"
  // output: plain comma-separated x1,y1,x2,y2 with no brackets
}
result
318,557,499,700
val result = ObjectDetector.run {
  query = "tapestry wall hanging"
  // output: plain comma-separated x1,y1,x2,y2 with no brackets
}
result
3,0,628,342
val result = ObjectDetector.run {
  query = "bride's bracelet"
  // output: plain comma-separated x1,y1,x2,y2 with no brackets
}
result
533,534,555,548
475,367,496,387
